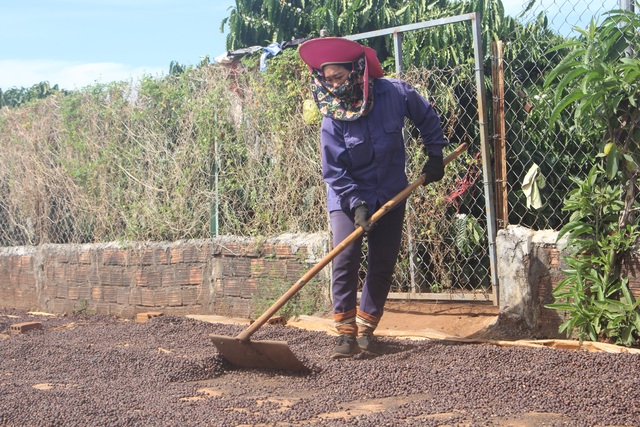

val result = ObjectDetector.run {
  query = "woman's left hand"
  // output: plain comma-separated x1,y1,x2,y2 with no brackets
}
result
421,156,445,185
354,204,376,233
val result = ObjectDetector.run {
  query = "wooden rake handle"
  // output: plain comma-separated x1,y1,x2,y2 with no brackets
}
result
236,142,469,342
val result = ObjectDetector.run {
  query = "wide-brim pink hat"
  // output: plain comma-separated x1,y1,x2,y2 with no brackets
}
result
298,37,384,78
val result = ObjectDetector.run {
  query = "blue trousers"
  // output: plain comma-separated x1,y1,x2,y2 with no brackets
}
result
329,204,405,320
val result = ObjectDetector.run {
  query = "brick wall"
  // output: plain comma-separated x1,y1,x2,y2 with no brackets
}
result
2,230,636,328
531,243,568,338
0,234,331,319
535,244,640,316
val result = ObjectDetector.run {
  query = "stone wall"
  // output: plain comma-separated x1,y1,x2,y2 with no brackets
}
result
0,234,331,319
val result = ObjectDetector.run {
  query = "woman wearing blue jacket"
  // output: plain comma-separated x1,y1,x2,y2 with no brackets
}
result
298,37,449,359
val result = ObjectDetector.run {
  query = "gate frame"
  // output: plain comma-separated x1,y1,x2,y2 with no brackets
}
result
345,13,499,304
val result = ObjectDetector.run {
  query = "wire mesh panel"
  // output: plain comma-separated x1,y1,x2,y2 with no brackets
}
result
0,54,330,246
352,0,639,300
394,66,491,300
348,16,495,301
500,0,632,230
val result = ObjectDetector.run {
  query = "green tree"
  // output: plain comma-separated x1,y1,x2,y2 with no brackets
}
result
220,0,526,65
0,82,66,108
222,0,436,52
544,8,640,346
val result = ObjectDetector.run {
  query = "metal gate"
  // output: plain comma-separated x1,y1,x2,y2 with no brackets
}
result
347,13,498,303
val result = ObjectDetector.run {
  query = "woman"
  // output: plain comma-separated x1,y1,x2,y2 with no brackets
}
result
298,37,449,358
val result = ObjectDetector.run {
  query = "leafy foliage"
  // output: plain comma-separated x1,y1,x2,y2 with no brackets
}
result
221,0,409,54
0,82,68,108
547,166,640,345
221,0,521,67
544,8,640,157
543,8,640,346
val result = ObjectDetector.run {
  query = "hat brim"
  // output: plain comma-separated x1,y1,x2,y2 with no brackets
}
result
298,37,384,78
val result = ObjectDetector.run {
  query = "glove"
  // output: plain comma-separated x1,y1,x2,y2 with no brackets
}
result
353,203,375,233
421,155,445,185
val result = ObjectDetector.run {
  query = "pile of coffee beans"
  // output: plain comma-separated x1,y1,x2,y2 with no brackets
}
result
1,310,638,426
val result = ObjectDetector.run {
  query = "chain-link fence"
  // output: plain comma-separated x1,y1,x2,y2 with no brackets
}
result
354,0,638,300
0,0,636,303
501,0,635,230
0,59,328,246
344,16,494,301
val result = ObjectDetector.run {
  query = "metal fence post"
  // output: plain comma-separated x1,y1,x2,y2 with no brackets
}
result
210,112,220,237
471,12,500,305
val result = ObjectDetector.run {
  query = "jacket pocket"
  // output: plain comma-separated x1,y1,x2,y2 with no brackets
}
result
344,135,374,170
380,118,404,153
383,119,403,135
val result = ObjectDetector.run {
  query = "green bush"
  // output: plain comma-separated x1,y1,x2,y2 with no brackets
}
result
544,8,640,346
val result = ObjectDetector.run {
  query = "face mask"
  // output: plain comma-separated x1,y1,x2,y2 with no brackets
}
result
327,70,360,99
310,54,374,121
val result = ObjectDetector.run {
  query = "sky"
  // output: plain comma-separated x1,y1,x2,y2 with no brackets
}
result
0,0,620,92
1,0,236,91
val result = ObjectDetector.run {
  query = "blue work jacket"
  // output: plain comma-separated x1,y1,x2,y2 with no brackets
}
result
320,77,449,213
